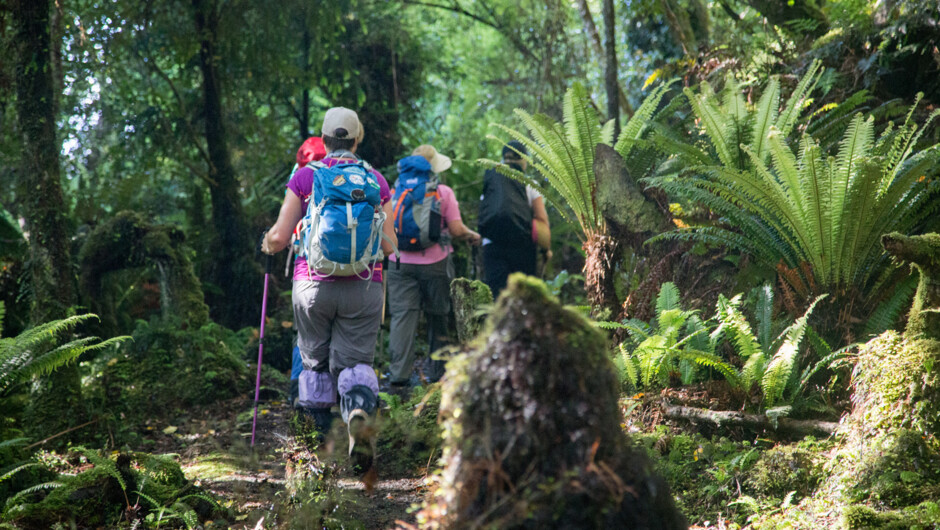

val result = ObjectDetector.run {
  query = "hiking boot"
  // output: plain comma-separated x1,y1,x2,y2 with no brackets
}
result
347,408,376,475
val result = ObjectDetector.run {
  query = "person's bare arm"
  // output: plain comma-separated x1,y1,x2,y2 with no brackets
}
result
381,201,396,255
532,196,551,251
262,190,303,254
447,218,482,246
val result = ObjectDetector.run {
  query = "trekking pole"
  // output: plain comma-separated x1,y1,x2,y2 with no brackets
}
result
251,250,274,448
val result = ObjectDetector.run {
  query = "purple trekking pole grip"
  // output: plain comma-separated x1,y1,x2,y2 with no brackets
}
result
251,253,274,447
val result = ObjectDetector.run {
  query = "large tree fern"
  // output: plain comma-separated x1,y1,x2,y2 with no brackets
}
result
650,71,940,335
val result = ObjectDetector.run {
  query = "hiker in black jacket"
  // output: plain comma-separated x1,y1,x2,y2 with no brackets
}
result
478,141,551,295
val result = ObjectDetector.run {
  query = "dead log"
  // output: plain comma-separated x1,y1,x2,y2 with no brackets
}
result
663,405,839,436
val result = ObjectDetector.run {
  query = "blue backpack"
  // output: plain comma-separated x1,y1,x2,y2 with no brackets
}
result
392,156,445,252
298,159,392,278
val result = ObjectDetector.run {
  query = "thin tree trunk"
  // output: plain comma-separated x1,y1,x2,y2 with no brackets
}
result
299,12,311,141
13,0,83,439
574,0,633,117
193,0,256,328
602,0,619,136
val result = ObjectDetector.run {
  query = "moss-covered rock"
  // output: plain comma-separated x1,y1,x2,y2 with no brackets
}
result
843,502,940,529
747,444,824,499
422,274,686,529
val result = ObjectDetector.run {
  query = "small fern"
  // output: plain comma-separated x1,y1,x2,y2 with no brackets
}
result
0,314,130,395
614,283,739,389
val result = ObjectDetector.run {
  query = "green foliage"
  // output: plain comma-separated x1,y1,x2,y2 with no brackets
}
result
611,282,739,389
2,448,226,528
480,81,673,239
86,318,249,440
715,288,834,405
0,311,128,397
376,384,443,477
610,282,846,408
652,72,940,316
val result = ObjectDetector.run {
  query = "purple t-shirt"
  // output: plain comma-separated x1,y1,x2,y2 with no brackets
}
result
287,157,391,282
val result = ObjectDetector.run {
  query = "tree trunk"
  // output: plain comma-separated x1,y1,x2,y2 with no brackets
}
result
299,6,311,141
583,231,620,315
13,0,83,438
590,144,672,316
573,0,633,117
193,0,257,328
602,0,619,136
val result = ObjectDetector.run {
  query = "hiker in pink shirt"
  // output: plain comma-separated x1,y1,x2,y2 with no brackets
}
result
387,145,480,390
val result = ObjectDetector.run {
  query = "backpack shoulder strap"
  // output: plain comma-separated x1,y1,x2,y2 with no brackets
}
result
305,160,328,171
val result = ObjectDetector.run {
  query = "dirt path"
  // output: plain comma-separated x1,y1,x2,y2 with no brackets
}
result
141,395,422,529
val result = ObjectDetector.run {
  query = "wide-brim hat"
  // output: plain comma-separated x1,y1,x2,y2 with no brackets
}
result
412,144,452,174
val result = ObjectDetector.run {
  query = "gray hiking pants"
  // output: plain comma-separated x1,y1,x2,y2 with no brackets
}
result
387,258,454,383
293,280,384,375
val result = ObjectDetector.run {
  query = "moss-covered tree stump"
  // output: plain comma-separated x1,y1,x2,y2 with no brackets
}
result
422,274,686,529
79,211,209,332
449,278,492,345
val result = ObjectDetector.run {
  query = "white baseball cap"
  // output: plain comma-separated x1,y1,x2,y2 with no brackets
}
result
322,107,361,140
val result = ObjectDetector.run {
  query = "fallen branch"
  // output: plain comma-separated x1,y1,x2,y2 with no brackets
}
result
663,405,839,436
26,418,98,449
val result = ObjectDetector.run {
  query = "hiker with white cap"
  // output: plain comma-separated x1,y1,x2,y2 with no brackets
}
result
387,145,481,391
262,106,395,476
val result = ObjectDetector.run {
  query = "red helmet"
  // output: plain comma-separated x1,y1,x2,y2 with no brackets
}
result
296,136,326,166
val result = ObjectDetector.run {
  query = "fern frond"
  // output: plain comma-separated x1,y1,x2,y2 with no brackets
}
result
741,351,768,390
685,86,737,168
750,78,781,164
615,343,639,388
635,335,669,387
615,81,675,157
0,463,40,484
82,449,126,493
655,282,681,315
754,284,774,350
4,481,63,507
798,343,856,392
763,294,826,404
864,273,917,337
0,437,28,451
715,294,763,360
678,349,741,388
777,59,823,136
